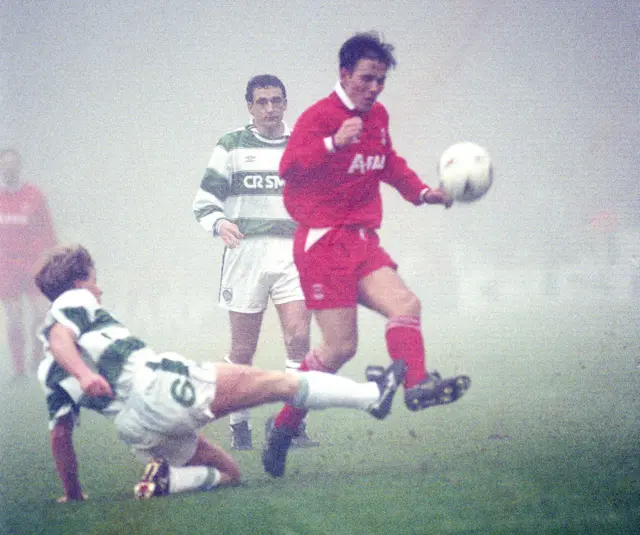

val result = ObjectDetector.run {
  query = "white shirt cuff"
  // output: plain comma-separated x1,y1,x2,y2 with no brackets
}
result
324,136,336,153
214,218,228,235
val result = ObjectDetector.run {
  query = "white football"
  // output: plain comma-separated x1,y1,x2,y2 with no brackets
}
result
438,142,493,203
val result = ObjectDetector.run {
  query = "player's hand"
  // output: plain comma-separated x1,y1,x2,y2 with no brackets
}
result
218,220,244,248
79,373,114,398
56,492,88,503
333,117,363,147
423,187,453,209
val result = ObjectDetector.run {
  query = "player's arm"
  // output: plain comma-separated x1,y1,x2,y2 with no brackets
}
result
193,145,244,246
383,149,452,208
421,187,452,207
50,413,87,502
279,110,337,181
48,323,113,398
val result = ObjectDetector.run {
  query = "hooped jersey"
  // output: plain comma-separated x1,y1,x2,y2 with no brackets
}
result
193,122,297,237
38,288,153,430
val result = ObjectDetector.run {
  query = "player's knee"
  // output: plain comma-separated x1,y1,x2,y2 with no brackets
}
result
407,293,421,315
326,340,357,367
393,291,421,316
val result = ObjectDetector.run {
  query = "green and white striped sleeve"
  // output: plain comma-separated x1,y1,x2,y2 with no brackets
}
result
38,289,100,430
193,142,232,235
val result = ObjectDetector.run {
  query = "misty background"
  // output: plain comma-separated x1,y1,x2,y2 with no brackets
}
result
2,0,638,359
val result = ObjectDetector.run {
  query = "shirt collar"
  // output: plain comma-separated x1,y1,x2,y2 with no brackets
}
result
334,81,356,111
248,120,291,142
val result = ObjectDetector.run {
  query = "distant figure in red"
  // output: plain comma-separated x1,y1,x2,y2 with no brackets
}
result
0,148,57,376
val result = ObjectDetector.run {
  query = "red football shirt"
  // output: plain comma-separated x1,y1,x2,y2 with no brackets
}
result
281,88,429,229
0,183,56,271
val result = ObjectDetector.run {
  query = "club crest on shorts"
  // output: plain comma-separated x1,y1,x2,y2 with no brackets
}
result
311,283,324,301
222,288,233,303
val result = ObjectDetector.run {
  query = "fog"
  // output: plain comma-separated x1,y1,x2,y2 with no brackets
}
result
3,0,639,355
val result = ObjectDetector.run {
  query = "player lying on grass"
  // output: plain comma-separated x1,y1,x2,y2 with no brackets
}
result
34,244,406,501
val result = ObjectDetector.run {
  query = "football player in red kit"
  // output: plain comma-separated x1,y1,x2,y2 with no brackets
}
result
262,32,471,477
0,148,56,376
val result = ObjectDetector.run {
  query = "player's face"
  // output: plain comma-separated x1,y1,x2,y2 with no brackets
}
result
340,59,388,112
247,86,287,137
74,267,103,303
0,151,22,189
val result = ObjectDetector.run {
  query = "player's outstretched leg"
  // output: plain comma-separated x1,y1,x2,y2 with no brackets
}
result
134,458,170,499
262,361,406,478
404,371,471,411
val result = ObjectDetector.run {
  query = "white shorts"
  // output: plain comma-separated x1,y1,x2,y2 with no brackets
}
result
219,235,304,313
114,352,218,466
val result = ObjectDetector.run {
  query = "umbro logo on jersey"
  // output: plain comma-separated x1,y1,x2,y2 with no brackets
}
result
244,155,256,163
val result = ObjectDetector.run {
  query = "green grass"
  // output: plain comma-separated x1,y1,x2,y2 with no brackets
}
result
1,297,639,534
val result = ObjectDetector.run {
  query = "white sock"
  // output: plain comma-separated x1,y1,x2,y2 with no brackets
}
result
229,409,251,427
292,371,379,411
168,466,221,494
285,359,309,426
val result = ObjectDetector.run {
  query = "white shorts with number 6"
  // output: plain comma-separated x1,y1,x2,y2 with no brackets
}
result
114,352,218,466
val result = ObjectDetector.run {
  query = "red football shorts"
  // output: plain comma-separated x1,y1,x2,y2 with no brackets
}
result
293,226,397,310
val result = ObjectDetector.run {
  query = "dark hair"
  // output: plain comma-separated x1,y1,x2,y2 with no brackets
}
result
339,31,397,71
35,244,94,301
245,74,287,103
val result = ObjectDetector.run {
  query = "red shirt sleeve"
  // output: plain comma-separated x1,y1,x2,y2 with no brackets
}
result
279,104,338,183
382,149,430,205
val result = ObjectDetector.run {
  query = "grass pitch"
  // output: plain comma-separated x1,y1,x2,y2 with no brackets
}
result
0,296,638,535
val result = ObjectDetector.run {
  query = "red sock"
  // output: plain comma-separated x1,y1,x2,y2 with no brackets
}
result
274,349,335,430
385,315,427,388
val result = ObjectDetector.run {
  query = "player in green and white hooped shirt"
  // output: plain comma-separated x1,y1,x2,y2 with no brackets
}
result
193,75,315,450
34,244,405,501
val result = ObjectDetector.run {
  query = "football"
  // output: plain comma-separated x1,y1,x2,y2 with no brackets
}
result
438,142,493,203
